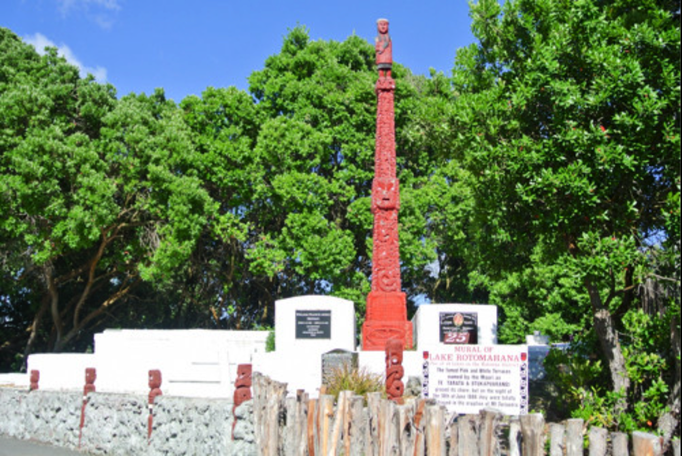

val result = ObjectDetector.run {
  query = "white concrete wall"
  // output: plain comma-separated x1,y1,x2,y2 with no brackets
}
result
0,373,29,388
27,353,97,391
24,329,268,398
252,351,323,397
94,329,268,397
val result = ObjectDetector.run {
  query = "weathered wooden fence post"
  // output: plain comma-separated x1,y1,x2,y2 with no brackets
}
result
611,431,629,456
549,422,565,456
307,397,317,456
349,395,367,456
250,374,677,456
398,399,417,455
253,372,288,456
366,392,382,456
520,413,545,456
446,413,458,456
565,418,584,456
508,417,521,456
380,397,400,456
413,399,427,456
283,390,308,456
632,431,663,456
457,414,478,456
317,394,334,456
588,426,608,456
328,392,344,455
479,408,502,456
424,404,445,456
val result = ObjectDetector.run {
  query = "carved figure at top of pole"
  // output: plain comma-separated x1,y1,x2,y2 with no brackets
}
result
375,18,392,78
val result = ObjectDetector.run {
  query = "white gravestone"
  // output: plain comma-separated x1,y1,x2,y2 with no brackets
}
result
274,295,356,354
412,303,498,349
253,295,356,396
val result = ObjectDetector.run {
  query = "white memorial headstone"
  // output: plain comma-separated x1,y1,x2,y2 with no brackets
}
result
412,303,498,349
253,295,356,396
274,295,356,354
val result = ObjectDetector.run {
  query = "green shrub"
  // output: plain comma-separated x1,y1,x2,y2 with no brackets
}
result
265,330,275,352
323,364,384,402
544,308,673,433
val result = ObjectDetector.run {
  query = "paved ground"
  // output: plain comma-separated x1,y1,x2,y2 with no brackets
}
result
0,436,92,456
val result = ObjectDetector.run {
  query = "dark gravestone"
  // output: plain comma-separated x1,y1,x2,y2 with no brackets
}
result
295,310,332,339
439,311,478,344
321,349,358,386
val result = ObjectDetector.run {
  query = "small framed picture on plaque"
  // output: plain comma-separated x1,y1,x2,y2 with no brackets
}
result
439,312,478,344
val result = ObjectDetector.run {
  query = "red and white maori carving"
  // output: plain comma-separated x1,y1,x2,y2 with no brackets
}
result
148,369,162,403
372,178,400,212
371,210,401,293
30,370,39,391
79,368,96,448
375,81,396,178
84,368,96,395
148,370,162,441
233,364,252,403
375,19,393,78
232,364,252,440
385,338,405,403
363,18,413,351
366,324,406,349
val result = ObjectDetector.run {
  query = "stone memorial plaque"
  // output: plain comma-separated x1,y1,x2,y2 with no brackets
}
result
295,310,332,339
439,312,478,344
412,304,497,348
321,349,358,386
422,345,529,415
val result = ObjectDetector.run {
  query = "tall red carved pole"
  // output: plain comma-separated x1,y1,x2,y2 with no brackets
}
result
362,18,413,351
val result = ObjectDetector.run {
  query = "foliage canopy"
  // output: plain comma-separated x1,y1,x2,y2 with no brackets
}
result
0,0,679,442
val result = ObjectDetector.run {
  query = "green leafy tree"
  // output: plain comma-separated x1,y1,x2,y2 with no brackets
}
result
180,27,474,329
0,29,215,361
448,0,679,440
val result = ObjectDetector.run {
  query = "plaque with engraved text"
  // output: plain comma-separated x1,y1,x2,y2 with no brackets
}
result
295,310,332,339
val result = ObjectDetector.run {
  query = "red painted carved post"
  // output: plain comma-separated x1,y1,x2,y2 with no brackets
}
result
232,364,252,440
29,369,39,391
148,369,162,442
385,338,405,403
362,18,413,351
78,367,96,448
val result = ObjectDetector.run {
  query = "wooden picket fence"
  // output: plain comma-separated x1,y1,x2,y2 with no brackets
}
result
252,373,678,456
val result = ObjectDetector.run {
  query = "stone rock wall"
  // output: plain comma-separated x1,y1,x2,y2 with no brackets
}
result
0,388,256,455
80,393,147,455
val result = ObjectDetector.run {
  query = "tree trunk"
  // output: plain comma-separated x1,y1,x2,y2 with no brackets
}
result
22,294,49,371
585,279,630,411
44,263,63,351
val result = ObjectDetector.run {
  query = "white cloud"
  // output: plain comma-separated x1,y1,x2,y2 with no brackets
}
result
24,33,108,83
56,0,122,14
55,0,121,29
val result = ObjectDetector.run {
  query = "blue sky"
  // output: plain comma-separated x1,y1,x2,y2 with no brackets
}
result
2,0,478,102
